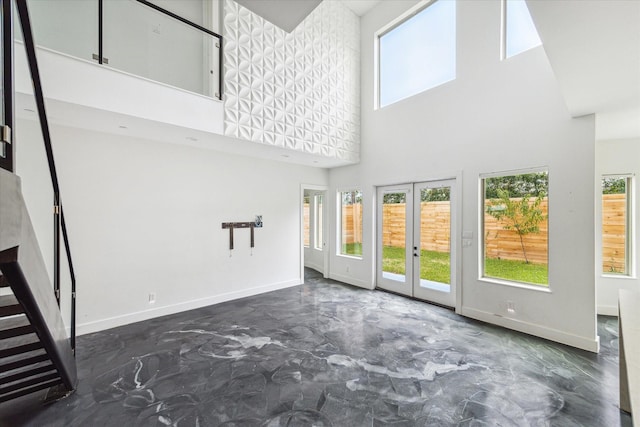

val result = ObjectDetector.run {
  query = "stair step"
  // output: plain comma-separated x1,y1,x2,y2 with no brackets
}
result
0,372,60,395
0,378,63,404
0,295,23,318
0,364,55,386
0,324,34,340
0,352,48,373
0,275,8,288
0,341,43,359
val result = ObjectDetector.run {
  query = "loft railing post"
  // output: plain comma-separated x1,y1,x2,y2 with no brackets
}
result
1,0,15,172
98,0,103,64
218,36,223,100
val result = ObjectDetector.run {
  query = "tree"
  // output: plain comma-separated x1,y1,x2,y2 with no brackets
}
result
487,189,545,264
602,177,626,195
485,172,548,199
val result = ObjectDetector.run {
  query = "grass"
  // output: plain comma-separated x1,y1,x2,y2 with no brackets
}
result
484,257,548,285
382,246,451,284
342,242,362,257
362,244,548,286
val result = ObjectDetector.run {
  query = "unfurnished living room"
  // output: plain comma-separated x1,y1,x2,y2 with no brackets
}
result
0,0,638,425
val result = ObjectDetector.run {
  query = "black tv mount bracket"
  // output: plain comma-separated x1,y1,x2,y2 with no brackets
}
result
222,215,263,254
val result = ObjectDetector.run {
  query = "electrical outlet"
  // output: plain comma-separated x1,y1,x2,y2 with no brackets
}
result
149,293,156,304
506,301,515,314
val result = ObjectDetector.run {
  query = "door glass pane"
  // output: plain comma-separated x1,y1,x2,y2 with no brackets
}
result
382,192,406,281
314,194,323,250
419,187,451,291
303,194,310,248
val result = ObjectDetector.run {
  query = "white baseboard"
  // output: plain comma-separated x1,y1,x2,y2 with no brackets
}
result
77,279,301,336
329,272,373,290
461,307,600,353
597,304,619,316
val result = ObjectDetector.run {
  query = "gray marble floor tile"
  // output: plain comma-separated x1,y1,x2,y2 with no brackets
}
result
0,269,632,426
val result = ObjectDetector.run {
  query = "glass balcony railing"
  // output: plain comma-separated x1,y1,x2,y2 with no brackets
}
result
21,0,222,100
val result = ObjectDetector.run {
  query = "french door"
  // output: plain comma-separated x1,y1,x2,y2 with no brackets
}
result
376,179,457,307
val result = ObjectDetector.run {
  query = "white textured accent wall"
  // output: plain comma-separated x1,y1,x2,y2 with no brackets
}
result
223,0,360,163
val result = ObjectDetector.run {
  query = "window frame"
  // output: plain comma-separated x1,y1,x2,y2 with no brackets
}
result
337,189,363,259
601,174,635,278
374,0,456,109
479,167,550,291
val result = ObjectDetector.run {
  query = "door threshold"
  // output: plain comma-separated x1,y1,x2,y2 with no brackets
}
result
374,287,455,311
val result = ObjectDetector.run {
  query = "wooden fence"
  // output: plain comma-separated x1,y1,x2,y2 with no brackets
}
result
337,195,625,268
602,193,626,273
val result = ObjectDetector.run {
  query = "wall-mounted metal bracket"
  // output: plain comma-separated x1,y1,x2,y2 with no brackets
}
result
222,216,263,251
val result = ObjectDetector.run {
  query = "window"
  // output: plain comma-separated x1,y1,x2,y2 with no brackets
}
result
303,194,310,248
602,176,633,276
482,170,548,286
339,190,363,257
502,0,542,59
378,0,456,108
314,194,324,251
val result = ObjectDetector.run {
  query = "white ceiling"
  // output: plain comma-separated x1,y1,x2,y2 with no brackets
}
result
341,0,382,16
234,0,322,32
233,0,380,33
526,0,640,141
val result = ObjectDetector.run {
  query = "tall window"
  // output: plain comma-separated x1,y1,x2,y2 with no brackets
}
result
378,0,456,108
481,170,549,286
602,176,633,276
339,190,363,257
314,194,324,251
503,0,542,59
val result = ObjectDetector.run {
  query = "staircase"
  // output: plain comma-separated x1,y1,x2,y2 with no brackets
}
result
0,0,77,404
0,170,77,403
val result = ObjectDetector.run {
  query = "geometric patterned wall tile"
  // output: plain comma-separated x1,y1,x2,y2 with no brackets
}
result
223,0,360,163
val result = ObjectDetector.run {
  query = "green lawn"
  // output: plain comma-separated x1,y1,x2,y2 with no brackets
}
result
382,246,451,284
378,245,548,286
342,242,362,257
382,246,450,283
343,244,548,286
484,257,548,285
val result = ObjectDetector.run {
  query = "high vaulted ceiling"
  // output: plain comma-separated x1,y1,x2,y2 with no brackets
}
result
234,0,322,32
526,0,640,140
234,0,380,33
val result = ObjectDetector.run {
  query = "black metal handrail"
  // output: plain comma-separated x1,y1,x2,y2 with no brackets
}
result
135,0,223,99
15,0,76,352
93,0,223,100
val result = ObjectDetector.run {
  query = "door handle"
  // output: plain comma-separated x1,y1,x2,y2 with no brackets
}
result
414,253,419,257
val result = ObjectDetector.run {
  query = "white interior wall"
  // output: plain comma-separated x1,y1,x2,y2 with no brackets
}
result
595,138,640,315
15,120,328,334
329,0,597,351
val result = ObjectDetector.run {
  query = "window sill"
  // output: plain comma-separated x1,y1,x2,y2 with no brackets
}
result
479,277,552,293
337,254,363,260
601,274,637,280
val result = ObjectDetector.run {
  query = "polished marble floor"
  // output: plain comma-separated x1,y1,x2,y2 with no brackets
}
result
0,269,632,426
